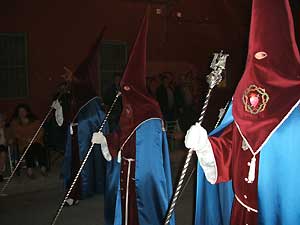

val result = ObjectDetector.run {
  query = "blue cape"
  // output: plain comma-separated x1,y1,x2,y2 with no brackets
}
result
63,97,109,198
195,103,234,225
106,118,175,225
258,103,300,225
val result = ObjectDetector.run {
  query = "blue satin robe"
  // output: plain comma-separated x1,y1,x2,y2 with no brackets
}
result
195,104,234,225
195,103,300,225
63,97,109,198
106,118,175,225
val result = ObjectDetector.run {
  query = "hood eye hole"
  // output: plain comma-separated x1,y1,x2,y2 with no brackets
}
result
123,85,130,91
254,51,268,60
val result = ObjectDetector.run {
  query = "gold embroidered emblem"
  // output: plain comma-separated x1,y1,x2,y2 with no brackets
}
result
242,85,269,114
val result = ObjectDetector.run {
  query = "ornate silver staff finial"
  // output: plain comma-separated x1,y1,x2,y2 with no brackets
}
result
207,51,229,89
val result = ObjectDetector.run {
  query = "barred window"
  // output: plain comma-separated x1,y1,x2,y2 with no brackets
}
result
100,40,127,95
0,33,28,99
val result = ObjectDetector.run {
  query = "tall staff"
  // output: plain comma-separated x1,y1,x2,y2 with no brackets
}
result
164,51,229,225
176,99,231,202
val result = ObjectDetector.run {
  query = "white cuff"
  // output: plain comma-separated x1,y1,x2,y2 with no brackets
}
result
117,151,121,163
99,137,112,161
196,139,218,184
55,107,64,126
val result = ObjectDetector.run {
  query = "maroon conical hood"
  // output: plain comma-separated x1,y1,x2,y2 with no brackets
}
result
74,26,106,96
68,27,106,120
120,9,148,94
232,0,300,152
119,7,162,145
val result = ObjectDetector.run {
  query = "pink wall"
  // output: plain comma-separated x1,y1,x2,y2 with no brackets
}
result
0,0,250,119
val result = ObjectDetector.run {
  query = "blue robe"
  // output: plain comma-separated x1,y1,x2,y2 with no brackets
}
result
195,104,234,225
195,102,300,224
63,97,109,198
106,118,175,225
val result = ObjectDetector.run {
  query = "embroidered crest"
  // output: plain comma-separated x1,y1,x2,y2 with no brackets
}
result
242,84,269,114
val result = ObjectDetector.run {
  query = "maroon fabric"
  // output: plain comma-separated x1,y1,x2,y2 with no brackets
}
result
120,134,139,225
68,80,96,122
230,200,258,225
119,7,162,145
67,27,106,122
209,123,260,224
73,27,106,97
232,0,300,152
106,130,121,158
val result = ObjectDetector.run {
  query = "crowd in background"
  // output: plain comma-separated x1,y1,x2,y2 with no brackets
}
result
0,69,205,182
147,70,206,132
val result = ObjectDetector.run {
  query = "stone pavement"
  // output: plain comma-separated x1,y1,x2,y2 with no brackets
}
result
0,149,197,225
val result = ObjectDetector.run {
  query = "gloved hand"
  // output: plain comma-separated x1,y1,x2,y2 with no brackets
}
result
184,122,209,151
51,100,63,126
51,100,61,110
92,132,112,161
185,123,217,184
91,132,106,144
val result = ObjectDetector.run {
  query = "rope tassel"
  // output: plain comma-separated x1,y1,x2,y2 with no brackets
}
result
247,156,256,183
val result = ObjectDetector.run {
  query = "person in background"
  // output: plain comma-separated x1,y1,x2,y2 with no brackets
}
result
44,82,69,154
156,72,176,121
104,73,122,104
174,72,196,132
103,73,122,131
0,113,12,182
52,65,108,206
146,76,160,98
0,145,7,182
51,28,108,206
10,104,47,178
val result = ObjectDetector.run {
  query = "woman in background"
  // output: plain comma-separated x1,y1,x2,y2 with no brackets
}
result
0,113,11,182
10,104,47,178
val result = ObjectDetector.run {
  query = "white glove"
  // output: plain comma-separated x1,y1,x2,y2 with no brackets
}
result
184,122,209,151
185,122,217,184
51,100,60,110
51,100,63,126
92,132,112,161
91,132,106,144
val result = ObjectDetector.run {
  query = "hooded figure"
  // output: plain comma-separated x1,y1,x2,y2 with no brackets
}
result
185,0,300,224
92,8,175,225
52,28,109,205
